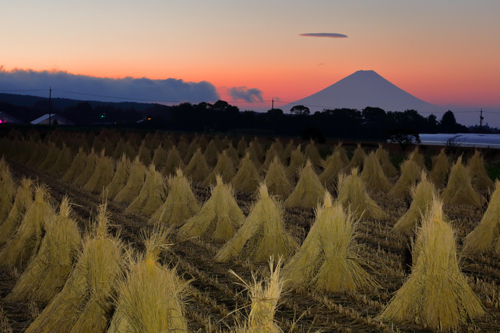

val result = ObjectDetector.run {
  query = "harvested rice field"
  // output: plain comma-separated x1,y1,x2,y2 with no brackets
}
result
2,129,500,332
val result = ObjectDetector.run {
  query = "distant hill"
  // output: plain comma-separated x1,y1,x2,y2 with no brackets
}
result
0,93,156,112
282,70,445,114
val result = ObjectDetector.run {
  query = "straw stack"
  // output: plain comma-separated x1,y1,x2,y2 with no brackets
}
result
39,143,60,171
0,162,16,222
114,157,147,204
73,149,98,186
178,176,245,242
162,146,184,177
388,160,422,198
393,172,436,235
467,150,495,193
0,178,33,247
47,143,73,175
125,164,167,217
337,169,386,220
285,145,305,180
429,148,450,187
103,154,130,200
232,152,261,193
283,191,375,292
375,144,398,178
237,137,247,157
318,152,344,190
408,147,425,170
61,148,87,183
334,142,350,166
136,142,151,166
442,156,484,207
377,199,484,330
83,150,115,193
151,145,168,170
360,151,392,192
304,140,324,167
203,150,236,187
184,148,211,183
215,184,297,263
261,156,293,200
342,144,366,174
6,198,81,306
463,180,500,254
284,160,324,209
204,140,220,167
149,169,199,227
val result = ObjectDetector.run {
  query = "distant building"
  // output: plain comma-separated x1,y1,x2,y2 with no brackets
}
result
0,112,23,124
30,114,73,125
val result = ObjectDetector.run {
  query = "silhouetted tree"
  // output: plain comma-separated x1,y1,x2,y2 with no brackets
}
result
290,105,310,116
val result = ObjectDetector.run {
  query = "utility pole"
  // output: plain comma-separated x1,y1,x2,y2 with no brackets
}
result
49,87,52,125
479,109,484,127
271,98,274,110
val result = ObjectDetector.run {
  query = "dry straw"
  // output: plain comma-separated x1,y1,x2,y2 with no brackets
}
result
203,150,236,187
237,136,248,157
0,178,33,247
360,151,392,192
261,146,281,174
247,144,263,169
151,144,168,170
162,146,184,177
229,259,284,333
183,138,199,164
25,203,126,333
136,141,152,166
467,150,495,193
83,150,115,193
6,197,81,306
176,137,189,158
149,169,199,227
284,160,324,209
123,140,137,160
334,142,350,166
337,168,386,220
442,156,484,207
61,147,87,183
232,152,261,193
285,145,305,181
215,184,298,263
250,138,264,162
103,154,130,200
112,139,126,160
225,142,239,162
183,148,211,183
38,143,60,171
47,143,72,175
125,164,167,217
304,140,324,167
178,175,245,242
393,171,436,236
388,160,422,198
283,191,375,292
108,227,188,333
204,139,220,167
261,156,293,200
429,148,450,187
114,156,147,205
463,180,500,254
0,186,54,272
408,147,425,170
282,140,295,163
375,144,398,178
377,199,484,330
73,148,98,186
318,152,344,190
342,144,366,174
0,162,16,222
27,142,49,167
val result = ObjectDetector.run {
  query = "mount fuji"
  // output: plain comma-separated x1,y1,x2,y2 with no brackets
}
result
282,70,445,114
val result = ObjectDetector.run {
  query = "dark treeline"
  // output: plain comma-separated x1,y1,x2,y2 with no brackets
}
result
0,95,471,141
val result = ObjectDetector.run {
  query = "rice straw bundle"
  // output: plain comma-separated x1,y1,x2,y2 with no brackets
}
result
103,139,116,157
25,203,126,333
304,140,324,167
198,135,209,151
261,147,280,173
237,136,248,157
183,138,199,164
463,181,500,254
151,145,168,169
271,139,284,157
360,151,392,192
261,156,292,200
114,157,147,204
0,163,16,222
467,150,495,193
342,144,366,175
283,191,375,292
408,147,425,170
176,137,189,158
47,143,73,175
38,143,60,171
337,169,386,220
108,228,188,333
250,138,264,162
442,156,484,207
334,142,350,166
178,175,245,242
375,144,398,178
73,149,98,186
123,140,137,160
162,146,184,177
215,184,297,263
204,140,220,167
393,172,436,235
26,142,49,167
282,140,295,163
377,199,484,330
83,150,115,193
149,169,199,227
429,148,450,187
183,148,211,183
136,142,152,166
103,154,130,200
61,148,87,183
285,145,304,180
232,153,261,193
162,136,175,151
388,160,422,198
0,178,33,247
125,164,167,216
284,160,324,209
203,150,236,187
318,152,344,189
230,259,284,333
225,142,239,162
6,197,81,306
0,186,54,271
247,144,263,168
112,139,126,160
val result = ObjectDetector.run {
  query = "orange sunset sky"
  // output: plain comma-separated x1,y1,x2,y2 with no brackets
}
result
1,0,499,122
